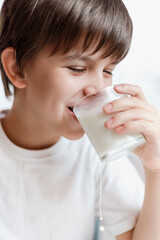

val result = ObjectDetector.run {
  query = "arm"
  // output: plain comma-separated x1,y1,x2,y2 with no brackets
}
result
117,229,134,240
116,171,160,240
132,170,160,240
104,83,160,240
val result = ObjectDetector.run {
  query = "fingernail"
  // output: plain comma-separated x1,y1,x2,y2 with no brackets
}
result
115,84,123,90
116,125,123,131
106,118,113,126
104,103,112,111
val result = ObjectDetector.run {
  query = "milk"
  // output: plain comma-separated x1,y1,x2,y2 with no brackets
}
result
73,85,145,162
75,108,145,162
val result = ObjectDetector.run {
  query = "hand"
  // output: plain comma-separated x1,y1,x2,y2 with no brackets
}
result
103,83,160,174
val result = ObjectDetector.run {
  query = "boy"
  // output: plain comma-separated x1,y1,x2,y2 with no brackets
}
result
0,0,160,240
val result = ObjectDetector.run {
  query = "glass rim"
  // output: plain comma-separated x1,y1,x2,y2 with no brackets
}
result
73,85,127,112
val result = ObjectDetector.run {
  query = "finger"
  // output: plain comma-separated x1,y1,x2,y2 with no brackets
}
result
103,96,158,114
114,83,147,102
114,119,158,142
104,109,157,129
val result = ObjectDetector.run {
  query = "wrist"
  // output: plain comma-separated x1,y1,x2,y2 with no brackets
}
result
144,167,160,178
142,156,160,176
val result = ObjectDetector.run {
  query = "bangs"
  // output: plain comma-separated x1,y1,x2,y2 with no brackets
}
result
14,0,132,67
51,29,132,64
45,0,133,63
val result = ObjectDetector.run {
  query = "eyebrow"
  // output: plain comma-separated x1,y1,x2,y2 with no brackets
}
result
63,54,92,62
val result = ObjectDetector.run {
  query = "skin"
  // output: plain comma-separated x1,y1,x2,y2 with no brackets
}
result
1,45,160,240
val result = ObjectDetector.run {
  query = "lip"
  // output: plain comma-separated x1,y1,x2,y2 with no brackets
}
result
67,106,79,122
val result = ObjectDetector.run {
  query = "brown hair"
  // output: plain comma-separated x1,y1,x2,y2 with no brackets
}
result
0,0,133,97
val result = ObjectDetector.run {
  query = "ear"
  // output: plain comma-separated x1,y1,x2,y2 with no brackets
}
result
1,47,27,89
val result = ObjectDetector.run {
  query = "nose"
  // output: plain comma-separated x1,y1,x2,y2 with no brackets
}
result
83,74,112,96
83,86,97,96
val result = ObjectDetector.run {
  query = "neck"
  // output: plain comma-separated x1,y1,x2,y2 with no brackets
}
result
1,100,60,150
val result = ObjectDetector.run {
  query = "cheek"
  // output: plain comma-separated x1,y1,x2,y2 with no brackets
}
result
26,68,71,109
25,58,81,110
39,69,78,102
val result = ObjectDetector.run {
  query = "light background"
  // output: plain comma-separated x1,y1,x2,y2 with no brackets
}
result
114,0,160,110
0,1,160,239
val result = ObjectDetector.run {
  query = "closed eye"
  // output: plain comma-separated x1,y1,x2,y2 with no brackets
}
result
68,67,86,73
68,67,113,76
103,70,112,75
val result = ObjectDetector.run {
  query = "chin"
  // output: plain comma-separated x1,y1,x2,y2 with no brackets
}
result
64,129,85,141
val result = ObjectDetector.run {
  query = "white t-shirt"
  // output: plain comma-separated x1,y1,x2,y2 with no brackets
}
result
0,114,144,240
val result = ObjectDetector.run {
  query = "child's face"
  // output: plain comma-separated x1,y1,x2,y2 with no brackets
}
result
22,45,116,141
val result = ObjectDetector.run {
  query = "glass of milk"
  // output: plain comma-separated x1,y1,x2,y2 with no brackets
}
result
73,85,146,162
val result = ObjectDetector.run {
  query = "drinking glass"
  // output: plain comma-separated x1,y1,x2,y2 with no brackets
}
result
73,85,146,162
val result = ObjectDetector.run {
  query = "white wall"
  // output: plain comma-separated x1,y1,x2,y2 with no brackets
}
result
114,0,160,110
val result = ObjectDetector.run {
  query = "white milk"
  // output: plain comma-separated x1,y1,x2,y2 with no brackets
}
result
76,109,145,162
